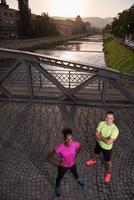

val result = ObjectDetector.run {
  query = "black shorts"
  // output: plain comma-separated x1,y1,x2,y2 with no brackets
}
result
94,142,112,162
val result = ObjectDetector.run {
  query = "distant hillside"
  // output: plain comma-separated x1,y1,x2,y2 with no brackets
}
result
53,16,113,29
83,17,113,28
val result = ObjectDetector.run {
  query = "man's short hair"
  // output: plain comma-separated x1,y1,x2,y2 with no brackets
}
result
106,111,115,117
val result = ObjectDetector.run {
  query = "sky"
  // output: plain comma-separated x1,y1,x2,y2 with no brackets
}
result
6,0,134,18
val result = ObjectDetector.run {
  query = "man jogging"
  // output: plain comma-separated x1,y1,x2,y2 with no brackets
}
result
86,111,119,183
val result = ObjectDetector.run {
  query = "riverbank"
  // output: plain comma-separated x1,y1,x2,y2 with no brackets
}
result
0,34,88,51
104,37,134,73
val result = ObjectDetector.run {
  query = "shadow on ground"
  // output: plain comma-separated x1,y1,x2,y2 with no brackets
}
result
0,101,134,200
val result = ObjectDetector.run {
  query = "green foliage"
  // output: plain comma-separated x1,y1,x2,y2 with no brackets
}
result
111,5,134,38
75,15,87,33
104,38,134,72
18,0,33,38
18,0,58,38
33,13,58,37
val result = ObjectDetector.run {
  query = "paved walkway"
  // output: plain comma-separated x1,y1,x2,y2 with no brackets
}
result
0,101,134,200
0,34,87,50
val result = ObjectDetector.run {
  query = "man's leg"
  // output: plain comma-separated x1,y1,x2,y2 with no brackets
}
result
106,161,112,173
70,164,84,187
103,149,112,183
86,142,102,166
55,166,67,196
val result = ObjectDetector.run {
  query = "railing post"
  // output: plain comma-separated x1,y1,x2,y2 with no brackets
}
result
69,71,71,89
39,71,42,88
10,73,13,86
101,79,108,104
98,79,101,90
26,63,34,98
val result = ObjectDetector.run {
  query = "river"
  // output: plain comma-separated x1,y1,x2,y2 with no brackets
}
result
35,35,106,69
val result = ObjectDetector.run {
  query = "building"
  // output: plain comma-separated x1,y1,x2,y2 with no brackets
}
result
0,0,17,39
54,19,76,36
84,22,91,33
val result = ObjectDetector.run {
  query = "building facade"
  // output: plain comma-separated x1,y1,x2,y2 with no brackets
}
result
54,19,76,36
0,1,17,39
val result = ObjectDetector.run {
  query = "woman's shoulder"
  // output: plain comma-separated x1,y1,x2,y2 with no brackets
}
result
73,140,79,143
55,142,65,153
55,142,64,149
72,140,80,147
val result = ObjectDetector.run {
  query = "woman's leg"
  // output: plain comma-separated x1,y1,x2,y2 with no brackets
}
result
56,165,67,187
70,164,79,179
70,164,84,186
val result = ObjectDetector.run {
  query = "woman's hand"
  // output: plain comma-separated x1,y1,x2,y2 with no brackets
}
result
73,145,82,165
47,150,60,166
72,159,76,165
59,160,65,167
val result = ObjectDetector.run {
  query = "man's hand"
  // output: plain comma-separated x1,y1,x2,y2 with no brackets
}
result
100,135,115,145
96,132,101,140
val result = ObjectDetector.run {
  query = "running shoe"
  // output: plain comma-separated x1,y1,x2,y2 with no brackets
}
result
76,178,84,187
86,159,96,166
55,187,60,197
105,172,112,183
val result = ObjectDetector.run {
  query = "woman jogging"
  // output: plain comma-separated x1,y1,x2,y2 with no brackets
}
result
47,127,84,197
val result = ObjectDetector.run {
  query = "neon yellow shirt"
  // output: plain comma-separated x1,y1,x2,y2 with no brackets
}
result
97,121,119,150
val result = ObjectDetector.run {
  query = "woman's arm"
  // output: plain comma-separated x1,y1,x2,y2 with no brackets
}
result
74,145,82,163
47,150,60,166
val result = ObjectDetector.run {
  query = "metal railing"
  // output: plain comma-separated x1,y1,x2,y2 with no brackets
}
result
0,48,134,106
1,68,102,89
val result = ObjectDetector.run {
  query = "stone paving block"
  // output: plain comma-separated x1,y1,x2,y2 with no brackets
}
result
0,102,134,200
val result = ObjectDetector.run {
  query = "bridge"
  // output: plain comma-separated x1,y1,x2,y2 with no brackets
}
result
0,48,134,200
0,48,134,106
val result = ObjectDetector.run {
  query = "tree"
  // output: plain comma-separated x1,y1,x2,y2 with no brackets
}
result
111,4,134,39
1,0,6,5
75,15,86,34
104,24,111,33
33,13,58,37
17,0,33,38
75,15,82,23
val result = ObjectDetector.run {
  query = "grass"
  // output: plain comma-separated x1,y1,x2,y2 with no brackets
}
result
103,37,134,73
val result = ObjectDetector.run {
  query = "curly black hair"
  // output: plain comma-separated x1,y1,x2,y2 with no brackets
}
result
62,127,73,139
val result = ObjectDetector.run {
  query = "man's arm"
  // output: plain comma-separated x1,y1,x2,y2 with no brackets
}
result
96,130,101,141
100,135,115,145
96,130,115,145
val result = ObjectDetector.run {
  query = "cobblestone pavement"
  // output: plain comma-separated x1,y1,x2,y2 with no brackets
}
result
0,101,134,200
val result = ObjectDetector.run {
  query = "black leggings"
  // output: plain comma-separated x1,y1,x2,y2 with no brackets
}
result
56,164,79,187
